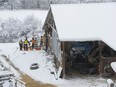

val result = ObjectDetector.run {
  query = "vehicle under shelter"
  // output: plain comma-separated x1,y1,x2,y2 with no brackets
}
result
42,2,116,78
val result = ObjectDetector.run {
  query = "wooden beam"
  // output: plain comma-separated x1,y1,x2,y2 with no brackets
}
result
62,42,66,78
98,41,103,77
47,22,57,33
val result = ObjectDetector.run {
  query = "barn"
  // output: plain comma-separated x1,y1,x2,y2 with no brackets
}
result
42,2,116,78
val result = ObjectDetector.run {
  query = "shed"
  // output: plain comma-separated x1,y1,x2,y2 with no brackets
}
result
42,2,116,78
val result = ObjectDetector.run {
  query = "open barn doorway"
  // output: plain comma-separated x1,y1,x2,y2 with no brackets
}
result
63,41,116,77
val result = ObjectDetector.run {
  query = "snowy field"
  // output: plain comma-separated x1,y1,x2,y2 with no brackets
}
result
0,43,111,87
0,10,48,23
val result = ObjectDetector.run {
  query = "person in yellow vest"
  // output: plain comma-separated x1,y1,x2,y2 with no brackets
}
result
19,40,23,51
24,38,29,51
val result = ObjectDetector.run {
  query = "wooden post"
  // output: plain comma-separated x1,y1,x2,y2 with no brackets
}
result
45,29,48,52
62,42,66,78
98,41,102,77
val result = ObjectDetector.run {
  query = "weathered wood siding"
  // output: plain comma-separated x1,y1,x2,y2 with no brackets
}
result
51,28,62,62
101,57,116,75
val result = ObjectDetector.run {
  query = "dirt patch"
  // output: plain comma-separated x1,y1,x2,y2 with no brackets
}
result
21,74,57,87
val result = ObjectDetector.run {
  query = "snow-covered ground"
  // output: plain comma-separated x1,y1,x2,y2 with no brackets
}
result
0,44,26,87
0,43,110,87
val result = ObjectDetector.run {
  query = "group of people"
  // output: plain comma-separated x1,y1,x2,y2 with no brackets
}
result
19,37,36,51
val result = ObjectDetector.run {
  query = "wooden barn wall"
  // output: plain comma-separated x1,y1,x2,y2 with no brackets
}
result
48,35,52,51
61,42,71,55
101,57,116,75
49,27,62,65
43,9,116,77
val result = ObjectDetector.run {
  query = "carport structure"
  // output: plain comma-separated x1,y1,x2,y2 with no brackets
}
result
42,2,116,78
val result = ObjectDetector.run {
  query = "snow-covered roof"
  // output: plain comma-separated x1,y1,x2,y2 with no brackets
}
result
50,3,116,50
0,71,13,76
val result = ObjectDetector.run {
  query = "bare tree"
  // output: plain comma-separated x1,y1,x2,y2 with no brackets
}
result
1,0,116,10
1,0,22,10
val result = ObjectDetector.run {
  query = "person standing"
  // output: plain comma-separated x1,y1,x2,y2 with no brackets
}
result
24,38,29,51
19,40,23,51
31,38,35,50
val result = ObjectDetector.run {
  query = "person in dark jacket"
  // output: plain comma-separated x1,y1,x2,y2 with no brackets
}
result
31,38,35,50
19,40,23,51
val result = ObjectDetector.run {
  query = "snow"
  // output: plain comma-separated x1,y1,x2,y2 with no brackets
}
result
3,81,10,87
0,4,115,86
0,50,21,79
107,79,114,86
0,43,109,87
0,10,48,25
0,71,13,76
50,2,116,50
111,62,116,73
